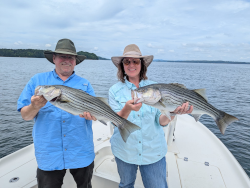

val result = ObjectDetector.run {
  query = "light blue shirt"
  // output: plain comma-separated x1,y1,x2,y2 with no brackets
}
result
109,79,168,165
17,70,95,171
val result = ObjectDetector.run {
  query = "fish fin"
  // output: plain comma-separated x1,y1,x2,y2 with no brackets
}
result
98,120,107,126
193,89,208,102
216,112,238,134
96,97,109,106
162,110,171,120
191,114,202,122
116,119,141,143
158,100,166,108
170,83,187,89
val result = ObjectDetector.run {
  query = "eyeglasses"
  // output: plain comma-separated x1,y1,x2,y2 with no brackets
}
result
122,58,141,66
56,54,76,61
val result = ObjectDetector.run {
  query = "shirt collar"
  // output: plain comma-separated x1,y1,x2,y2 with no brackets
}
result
125,79,146,89
52,69,76,81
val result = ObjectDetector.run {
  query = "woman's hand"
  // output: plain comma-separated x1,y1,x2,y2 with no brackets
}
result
124,99,142,112
117,99,142,119
173,102,193,115
79,112,97,121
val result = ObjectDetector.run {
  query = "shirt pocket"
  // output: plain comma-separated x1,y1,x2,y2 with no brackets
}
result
73,84,88,92
115,96,128,109
143,104,156,118
39,102,54,113
36,102,59,122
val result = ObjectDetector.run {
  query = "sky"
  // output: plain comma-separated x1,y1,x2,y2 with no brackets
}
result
1,0,250,62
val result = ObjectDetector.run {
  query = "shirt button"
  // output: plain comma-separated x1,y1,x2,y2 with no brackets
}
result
139,141,141,143
65,149,67,151
139,154,141,156
138,115,140,117
64,135,66,137
63,121,65,123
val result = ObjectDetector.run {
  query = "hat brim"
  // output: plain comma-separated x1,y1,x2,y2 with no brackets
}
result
111,55,154,68
44,50,86,65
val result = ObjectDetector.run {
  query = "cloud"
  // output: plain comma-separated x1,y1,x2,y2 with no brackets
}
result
158,49,165,54
214,1,250,12
0,0,250,61
147,43,154,48
14,41,23,45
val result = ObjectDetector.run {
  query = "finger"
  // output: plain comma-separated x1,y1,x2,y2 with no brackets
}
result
173,106,181,114
79,114,84,118
180,102,188,114
86,112,92,120
186,105,193,113
183,102,189,113
134,102,142,107
91,115,97,121
128,99,135,104
82,112,87,118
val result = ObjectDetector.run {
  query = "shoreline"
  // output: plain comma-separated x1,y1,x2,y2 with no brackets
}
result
0,56,249,64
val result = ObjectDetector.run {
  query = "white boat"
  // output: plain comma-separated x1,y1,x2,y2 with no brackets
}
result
0,114,249,188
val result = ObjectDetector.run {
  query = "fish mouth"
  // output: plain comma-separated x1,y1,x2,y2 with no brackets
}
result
50,96,59,102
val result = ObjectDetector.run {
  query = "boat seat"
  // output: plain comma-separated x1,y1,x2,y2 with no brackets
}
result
93,146,144,188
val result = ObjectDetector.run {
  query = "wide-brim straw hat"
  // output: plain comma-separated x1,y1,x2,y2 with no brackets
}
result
111,44,154,67
44,38,86,65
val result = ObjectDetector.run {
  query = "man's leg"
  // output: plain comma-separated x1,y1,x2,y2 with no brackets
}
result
139,157,168,188
37,168,66,188
115,157,138,188
70,161,94,188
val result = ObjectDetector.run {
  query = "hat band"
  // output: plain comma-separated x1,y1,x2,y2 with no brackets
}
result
123,51,142,56
55,49,77,54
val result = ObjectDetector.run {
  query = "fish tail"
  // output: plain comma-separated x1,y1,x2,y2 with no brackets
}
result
216,112,238,134
116,119,141,143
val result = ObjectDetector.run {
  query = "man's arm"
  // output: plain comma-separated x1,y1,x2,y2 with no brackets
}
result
21,95,47,121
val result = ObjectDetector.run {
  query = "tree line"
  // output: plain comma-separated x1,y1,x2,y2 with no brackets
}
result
0,49,99,60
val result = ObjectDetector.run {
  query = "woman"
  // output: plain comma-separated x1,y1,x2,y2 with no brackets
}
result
109,44,193,188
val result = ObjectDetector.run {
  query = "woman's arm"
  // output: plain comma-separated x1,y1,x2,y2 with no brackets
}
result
159,102,193,126
117,100,142,119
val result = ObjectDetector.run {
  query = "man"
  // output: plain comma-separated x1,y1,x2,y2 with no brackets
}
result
17,38,96,188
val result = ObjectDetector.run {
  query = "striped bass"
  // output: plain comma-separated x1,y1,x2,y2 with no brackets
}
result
35,85,140,142
132,83,238,134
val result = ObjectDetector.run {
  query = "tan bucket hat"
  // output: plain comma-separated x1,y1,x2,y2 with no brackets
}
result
44,39,86,65
111,44,154,67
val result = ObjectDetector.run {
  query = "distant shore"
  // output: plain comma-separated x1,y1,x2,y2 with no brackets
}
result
153,60,250,64
0,49,110,60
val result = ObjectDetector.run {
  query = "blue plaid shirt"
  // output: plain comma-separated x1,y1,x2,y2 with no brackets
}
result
109,79,168,165
17,70,95,171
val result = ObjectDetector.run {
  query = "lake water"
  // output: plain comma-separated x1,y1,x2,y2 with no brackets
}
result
0,57,249,177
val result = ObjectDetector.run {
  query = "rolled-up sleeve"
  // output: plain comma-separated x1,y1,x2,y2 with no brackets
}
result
155,109,162,126
17,78,35,112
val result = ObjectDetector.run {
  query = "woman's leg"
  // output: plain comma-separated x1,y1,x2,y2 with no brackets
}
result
139,157,168,188
115,157,138,188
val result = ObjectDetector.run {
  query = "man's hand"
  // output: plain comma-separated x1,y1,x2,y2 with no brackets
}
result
21,95,47,121
30,95,47,109
173,102,193,115
79,112,97,121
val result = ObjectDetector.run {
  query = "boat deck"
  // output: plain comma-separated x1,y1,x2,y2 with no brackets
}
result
0,115,249,188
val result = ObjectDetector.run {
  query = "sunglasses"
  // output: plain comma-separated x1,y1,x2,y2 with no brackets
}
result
122,58,141,66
